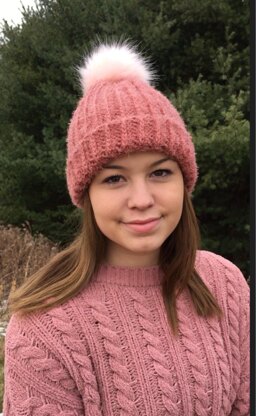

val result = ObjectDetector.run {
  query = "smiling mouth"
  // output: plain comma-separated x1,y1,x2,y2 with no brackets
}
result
123,218,161,233
125,217,160,225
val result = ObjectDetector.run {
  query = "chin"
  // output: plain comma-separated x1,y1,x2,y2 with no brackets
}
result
127,240,163,253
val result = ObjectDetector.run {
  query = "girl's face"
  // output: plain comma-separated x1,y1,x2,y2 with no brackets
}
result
89,151,184,267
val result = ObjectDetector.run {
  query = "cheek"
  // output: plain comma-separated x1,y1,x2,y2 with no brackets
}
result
163,185,184,214
89,191,117,230
177,191,184,213
176,197,184,220
89,190,103,225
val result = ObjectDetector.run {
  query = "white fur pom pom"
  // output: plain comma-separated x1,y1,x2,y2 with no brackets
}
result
79,41,155,94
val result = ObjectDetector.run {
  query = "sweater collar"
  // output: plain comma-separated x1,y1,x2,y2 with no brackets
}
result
92,263,164,287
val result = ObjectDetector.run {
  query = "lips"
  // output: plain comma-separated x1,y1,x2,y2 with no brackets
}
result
123,217,161,233
126,217,160,225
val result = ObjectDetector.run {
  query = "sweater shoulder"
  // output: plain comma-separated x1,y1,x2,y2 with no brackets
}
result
196,249,242,273
5,299,79,360
4,305,92,415
5,282,103,351
5,306,72,367
195,250,249,299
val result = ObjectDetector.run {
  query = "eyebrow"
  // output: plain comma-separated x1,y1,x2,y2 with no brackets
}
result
102,157,172,170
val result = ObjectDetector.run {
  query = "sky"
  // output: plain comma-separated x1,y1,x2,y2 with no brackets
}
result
0,0,37,26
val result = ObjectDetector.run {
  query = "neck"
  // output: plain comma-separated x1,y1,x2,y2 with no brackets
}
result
106,245,160,267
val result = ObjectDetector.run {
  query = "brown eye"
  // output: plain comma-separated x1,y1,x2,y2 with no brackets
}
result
103,175,124,184
151,169,172,177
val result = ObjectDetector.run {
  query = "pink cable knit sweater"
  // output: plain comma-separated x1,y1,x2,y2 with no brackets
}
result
3,250,250,415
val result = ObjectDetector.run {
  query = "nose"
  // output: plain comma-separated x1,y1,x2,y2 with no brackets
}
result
127,180,154,210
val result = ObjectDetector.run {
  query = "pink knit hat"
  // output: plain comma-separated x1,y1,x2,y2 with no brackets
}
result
66,41,198,208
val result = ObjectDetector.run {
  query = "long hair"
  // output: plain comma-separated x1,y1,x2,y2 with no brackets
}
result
160,191,223,334
8,189,222,335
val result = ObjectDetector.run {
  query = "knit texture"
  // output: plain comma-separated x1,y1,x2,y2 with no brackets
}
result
3,250,249,415
66,66,198,208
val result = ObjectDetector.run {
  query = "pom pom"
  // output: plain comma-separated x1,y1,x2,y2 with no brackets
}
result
78,41,155,94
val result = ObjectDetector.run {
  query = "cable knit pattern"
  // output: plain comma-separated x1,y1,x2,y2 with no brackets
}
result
176,291,210,415
83,298,136,415
128,288,180,413
3,250,250,415
47,308,102,415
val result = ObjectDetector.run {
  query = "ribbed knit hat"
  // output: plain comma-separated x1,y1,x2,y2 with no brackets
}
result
66,41,198,208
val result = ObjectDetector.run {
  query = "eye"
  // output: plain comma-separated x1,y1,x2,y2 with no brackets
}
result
103,175,124,184
151,169,172,177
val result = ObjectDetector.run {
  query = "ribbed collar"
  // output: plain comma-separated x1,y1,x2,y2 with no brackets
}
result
92,263,164,287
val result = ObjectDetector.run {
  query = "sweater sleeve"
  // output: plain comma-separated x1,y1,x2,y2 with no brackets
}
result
229,264,250,416
3,314,85,416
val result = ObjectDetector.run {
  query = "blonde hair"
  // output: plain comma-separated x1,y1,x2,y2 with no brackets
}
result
8,189,222,335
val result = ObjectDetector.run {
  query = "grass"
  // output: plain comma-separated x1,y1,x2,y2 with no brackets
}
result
0,224,59,303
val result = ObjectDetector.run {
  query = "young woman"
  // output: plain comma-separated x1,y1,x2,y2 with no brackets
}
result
3,42,249,415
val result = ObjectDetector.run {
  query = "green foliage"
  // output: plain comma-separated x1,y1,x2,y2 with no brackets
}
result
0,129,80,243
0,0,249,274
170,78,249,276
